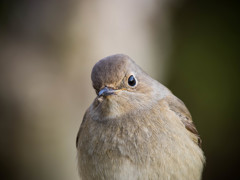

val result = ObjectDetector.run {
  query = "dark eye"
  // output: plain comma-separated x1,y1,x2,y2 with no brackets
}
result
128,75,136,86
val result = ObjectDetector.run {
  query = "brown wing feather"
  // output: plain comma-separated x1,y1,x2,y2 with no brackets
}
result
168,96,202,147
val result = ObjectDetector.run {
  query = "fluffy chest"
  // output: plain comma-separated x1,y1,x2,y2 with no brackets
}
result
77,116,156,180
79,116,153,162
77,105,204,180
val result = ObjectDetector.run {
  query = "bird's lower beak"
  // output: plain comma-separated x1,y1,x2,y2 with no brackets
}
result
98,87,116,97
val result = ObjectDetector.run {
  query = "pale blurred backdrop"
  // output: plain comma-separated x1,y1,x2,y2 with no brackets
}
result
0,0,239,180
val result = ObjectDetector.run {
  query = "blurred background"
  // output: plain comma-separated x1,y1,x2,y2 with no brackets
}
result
0,0,239,180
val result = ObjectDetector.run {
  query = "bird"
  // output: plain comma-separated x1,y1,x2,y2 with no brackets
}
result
76,54,205,180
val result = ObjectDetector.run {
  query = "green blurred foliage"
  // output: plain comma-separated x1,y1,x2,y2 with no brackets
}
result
168,1,240,179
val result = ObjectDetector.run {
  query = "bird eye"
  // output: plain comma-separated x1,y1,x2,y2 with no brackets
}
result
128,75,137,87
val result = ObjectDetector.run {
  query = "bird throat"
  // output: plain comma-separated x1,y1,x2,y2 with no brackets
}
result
94,96,131,120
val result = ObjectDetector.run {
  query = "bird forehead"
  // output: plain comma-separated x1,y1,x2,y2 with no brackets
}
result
91,54,134,87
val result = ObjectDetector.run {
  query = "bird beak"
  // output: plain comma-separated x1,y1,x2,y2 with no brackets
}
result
98,87,116,97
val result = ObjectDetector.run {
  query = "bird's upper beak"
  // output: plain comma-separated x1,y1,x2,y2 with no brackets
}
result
98,87,116,97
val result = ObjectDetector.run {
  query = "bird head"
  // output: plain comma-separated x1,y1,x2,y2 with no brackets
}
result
90,54,169,119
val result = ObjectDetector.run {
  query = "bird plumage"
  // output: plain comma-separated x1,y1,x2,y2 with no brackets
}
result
76,54,205,180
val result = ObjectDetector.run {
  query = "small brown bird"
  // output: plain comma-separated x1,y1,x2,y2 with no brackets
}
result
76,54,205,180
